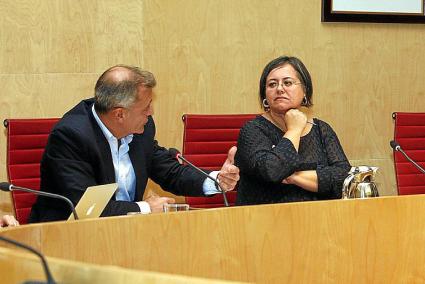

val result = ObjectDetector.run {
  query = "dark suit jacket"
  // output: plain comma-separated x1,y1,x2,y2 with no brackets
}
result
29,98,206,222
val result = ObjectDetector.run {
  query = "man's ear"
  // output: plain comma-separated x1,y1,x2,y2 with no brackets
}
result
111,107,125,121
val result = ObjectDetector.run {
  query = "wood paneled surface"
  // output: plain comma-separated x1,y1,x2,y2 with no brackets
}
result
2,0,425,214
0,247,243,284
2,195,425,283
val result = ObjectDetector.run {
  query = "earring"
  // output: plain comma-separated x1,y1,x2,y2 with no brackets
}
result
262,99,270,111
301,96,308,106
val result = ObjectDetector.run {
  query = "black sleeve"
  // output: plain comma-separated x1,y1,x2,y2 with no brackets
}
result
236,121,301,183
149,141,207,197
316,121,351,198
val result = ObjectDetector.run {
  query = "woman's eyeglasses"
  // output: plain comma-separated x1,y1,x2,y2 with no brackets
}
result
266,79,302,90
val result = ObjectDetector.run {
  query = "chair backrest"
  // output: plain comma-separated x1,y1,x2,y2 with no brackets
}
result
182,114,257,208
392,112,425,195
4,118,59,224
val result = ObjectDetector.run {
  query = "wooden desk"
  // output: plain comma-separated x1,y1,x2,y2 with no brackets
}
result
0,246,241,284
1,195,425,283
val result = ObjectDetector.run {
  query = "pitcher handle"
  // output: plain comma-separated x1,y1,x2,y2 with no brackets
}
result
342,174,355,199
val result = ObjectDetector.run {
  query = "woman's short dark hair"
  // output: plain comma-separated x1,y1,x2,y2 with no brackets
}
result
259,56,313,110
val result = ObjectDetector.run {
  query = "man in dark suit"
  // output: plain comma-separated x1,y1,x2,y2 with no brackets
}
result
29,65,239,222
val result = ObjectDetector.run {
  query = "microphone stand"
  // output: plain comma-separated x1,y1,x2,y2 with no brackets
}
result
393,145,425,174
4,184,79,220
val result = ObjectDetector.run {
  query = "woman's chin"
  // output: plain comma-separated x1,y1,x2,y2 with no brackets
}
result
271,106,294,114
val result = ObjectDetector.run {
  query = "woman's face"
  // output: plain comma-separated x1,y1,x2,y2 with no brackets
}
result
265,64,305,114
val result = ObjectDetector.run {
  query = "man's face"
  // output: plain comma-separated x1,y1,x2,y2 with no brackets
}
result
121,86,154,135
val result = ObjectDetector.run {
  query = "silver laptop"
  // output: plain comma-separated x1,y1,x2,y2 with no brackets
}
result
68,183,118,221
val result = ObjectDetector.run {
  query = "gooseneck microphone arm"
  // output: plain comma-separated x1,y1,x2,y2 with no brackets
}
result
178,154,230,207
169,148,229,207
0,182,79,220
0,235,57,284
390,140,425,175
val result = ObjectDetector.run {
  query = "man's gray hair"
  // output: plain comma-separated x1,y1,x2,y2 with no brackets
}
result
94,65,156,113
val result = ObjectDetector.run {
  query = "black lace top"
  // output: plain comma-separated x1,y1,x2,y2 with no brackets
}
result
235,115,351,205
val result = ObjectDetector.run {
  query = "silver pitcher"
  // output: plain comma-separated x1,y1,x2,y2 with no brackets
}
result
342,166,379,199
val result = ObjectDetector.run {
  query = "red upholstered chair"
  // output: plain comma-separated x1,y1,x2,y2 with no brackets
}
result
3,118,59,224
392,112,425,195
182,114,257,208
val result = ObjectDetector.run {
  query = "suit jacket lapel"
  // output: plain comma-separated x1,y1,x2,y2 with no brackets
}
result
89,111,116,185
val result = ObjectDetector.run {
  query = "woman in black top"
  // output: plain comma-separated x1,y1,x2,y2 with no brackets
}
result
235,56,350,205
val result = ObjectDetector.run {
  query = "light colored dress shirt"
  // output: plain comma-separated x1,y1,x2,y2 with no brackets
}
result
92,106,136,201
92,105,220,213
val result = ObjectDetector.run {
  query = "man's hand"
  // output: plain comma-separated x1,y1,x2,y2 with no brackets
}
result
217,146,240,192
145,194,176,213
0,215,19,227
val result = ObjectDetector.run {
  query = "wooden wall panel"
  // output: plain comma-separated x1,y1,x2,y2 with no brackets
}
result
2,0,425,214
0,0,145,73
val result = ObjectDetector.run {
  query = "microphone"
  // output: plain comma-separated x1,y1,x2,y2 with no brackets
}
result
390,140,425,175
0,235,57,284
169,148,229,207
390,140,401,151
0,182,79,220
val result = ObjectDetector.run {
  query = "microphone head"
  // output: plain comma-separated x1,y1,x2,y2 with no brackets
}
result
390,140,400,150
169,148,183,164
168,148,180,158
0,182,11,192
